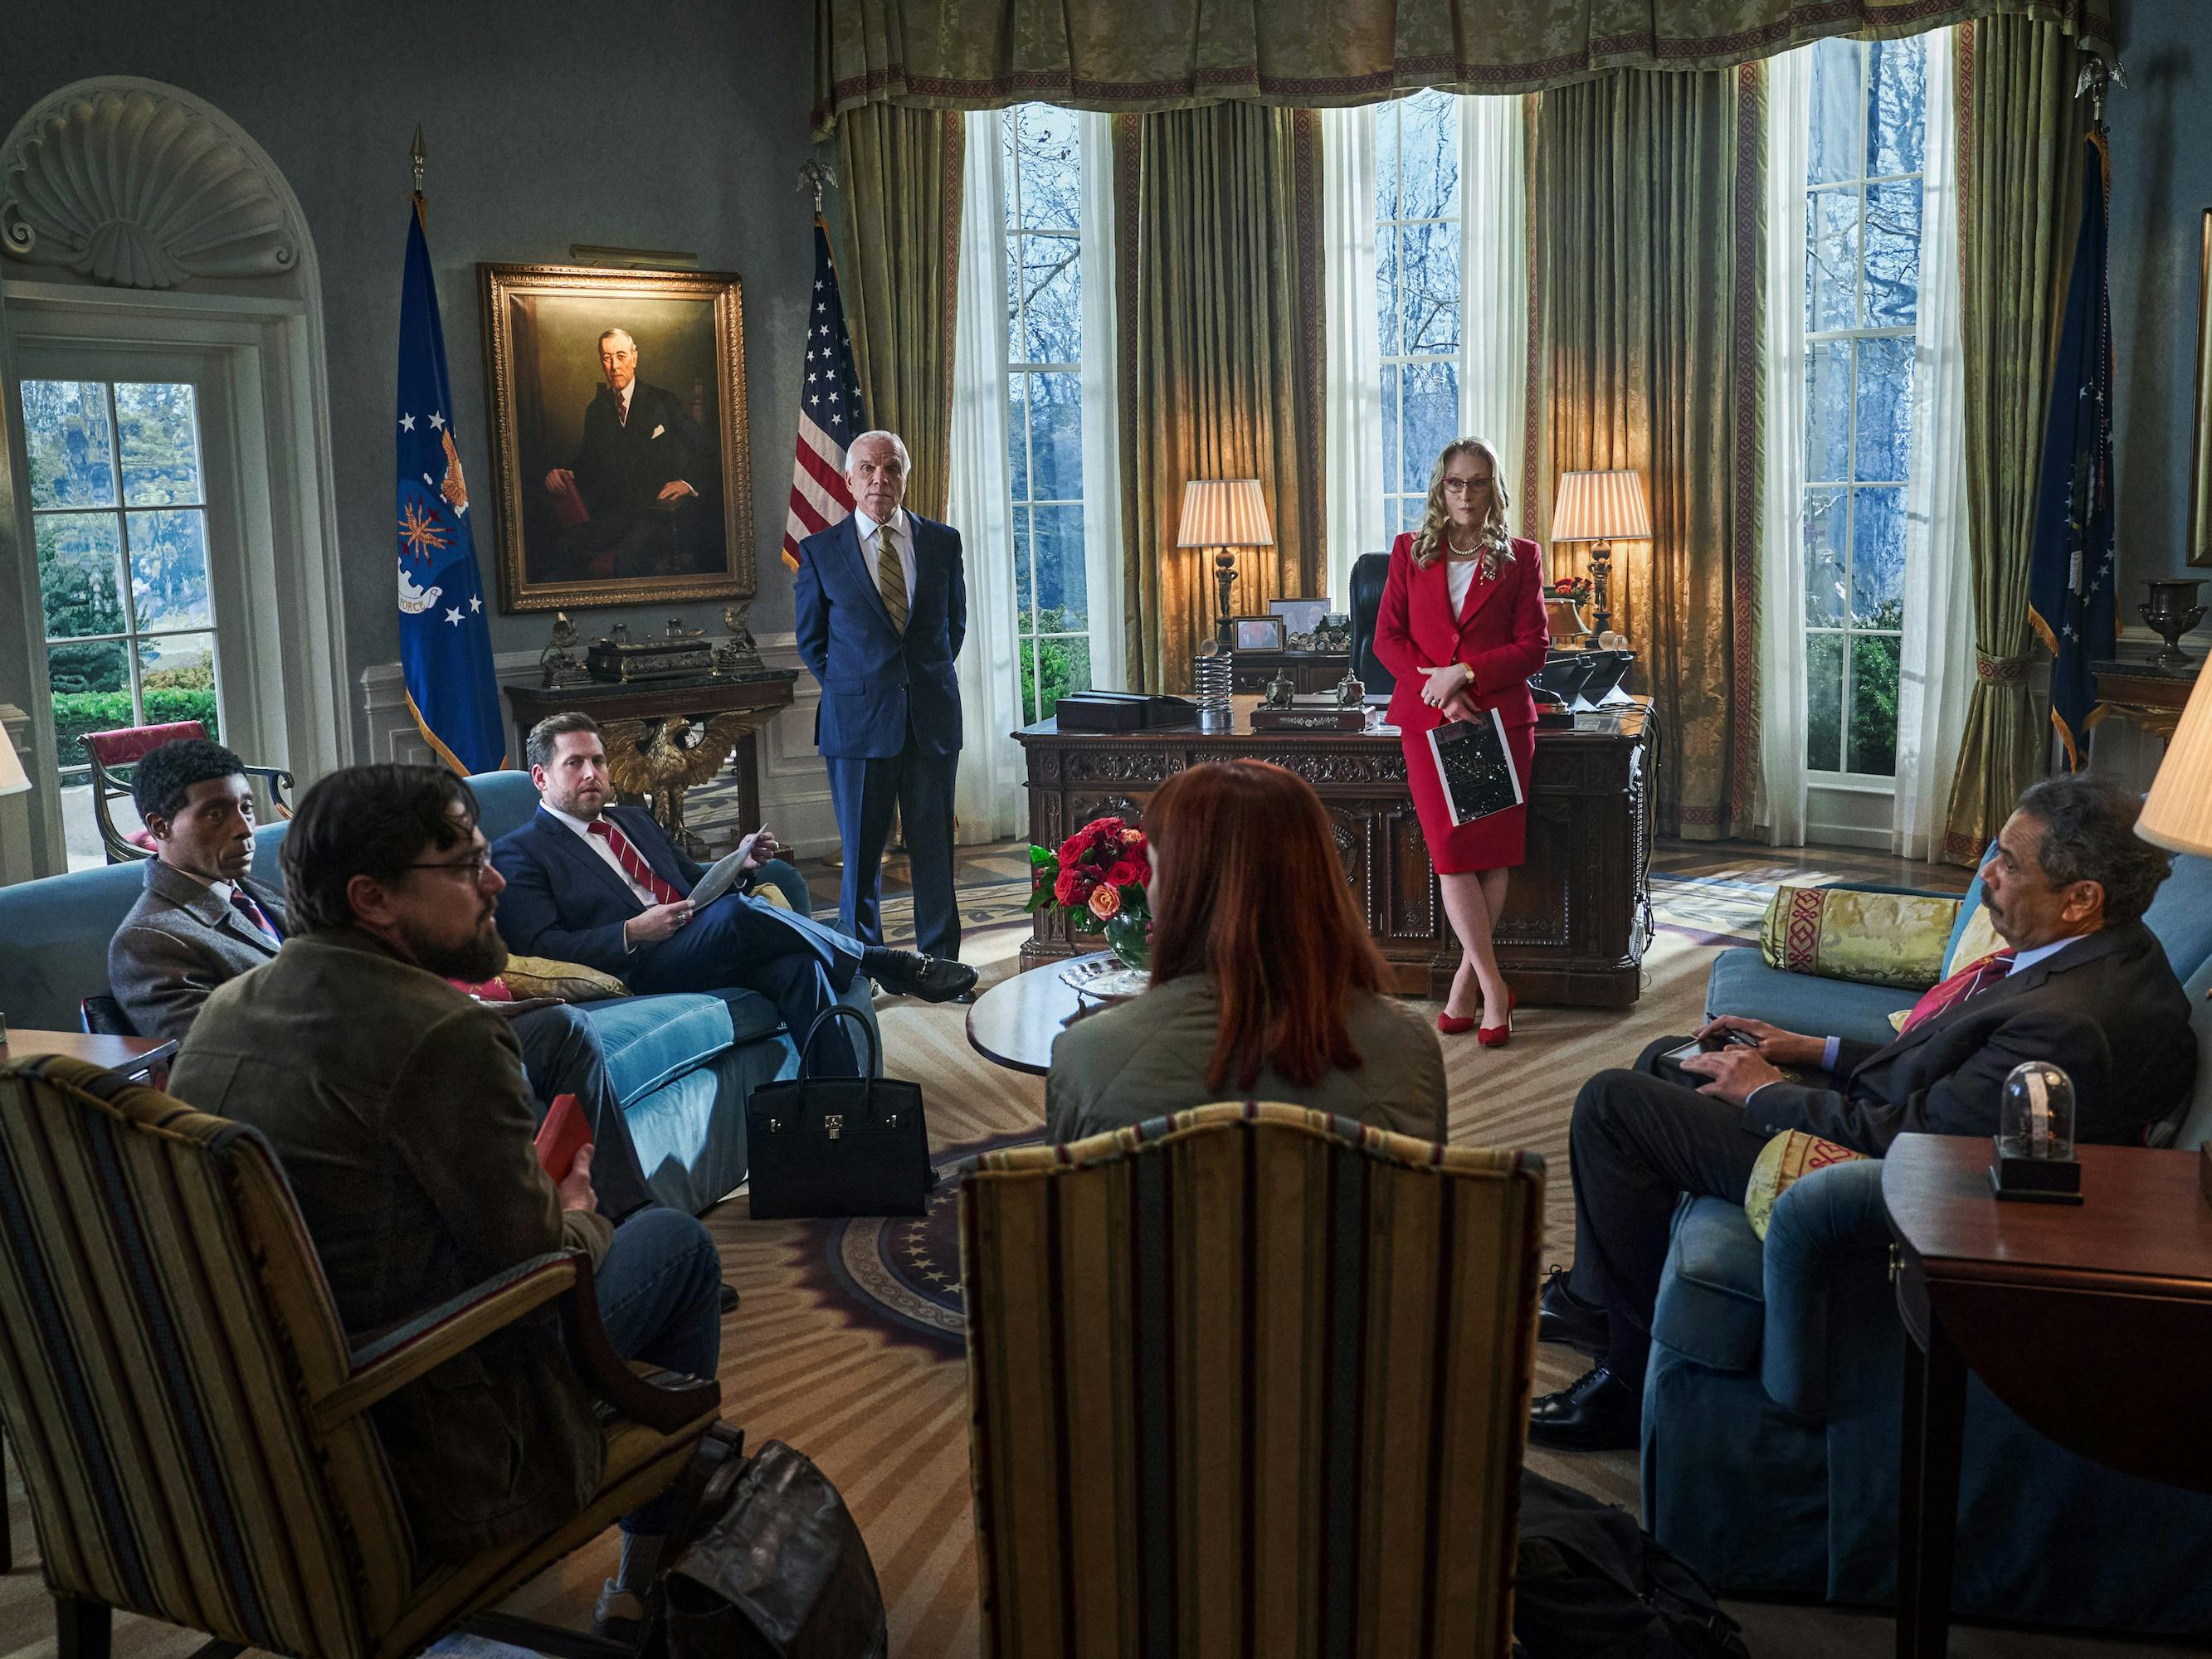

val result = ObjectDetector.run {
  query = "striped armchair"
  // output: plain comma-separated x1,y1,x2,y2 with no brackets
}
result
957,1102,1546,1659
0,1055,723,1659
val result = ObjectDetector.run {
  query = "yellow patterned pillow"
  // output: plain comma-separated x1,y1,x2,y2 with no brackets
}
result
501,955,632,1001
1759,884,1961,990
1948,902,2002,974
1744,1130,1871,1239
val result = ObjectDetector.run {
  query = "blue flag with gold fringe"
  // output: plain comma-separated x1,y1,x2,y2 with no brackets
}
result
394,198,504,775
2027,130,2117,770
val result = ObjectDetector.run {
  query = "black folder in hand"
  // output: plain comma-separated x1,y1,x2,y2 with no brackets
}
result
1425,710,1525,825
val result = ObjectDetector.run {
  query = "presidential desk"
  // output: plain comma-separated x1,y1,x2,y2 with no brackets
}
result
1015,698,1654,1006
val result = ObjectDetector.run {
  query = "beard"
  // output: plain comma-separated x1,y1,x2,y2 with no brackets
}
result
397,913,509,983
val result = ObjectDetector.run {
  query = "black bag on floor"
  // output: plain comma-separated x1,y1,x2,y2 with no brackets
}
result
745,1005,932,1219
662,1433,888,1659
1513,1468,1749,1659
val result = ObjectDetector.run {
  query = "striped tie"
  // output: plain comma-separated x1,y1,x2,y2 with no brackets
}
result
1899,948,2017,1034
587,819,683,907
874,524,908,635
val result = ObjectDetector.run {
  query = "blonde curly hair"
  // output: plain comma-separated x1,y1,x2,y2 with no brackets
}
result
1410,436,1513,577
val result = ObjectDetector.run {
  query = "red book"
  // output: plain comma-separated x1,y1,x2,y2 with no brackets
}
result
534,1093,592,1184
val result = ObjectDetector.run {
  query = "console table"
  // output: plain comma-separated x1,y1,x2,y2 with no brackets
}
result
503,671,797,854
2090,653,2200,747
1014,698,1654,1006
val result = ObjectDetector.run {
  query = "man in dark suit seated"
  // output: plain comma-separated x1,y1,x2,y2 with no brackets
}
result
490,713,974,1078
1533,775,2198,1451
168,765,719,1627
107,737,662,1224
542,327,716,581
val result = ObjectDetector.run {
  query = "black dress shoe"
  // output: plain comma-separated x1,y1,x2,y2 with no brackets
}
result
1537,1265,1610,1355
719,1282,740,1316
870,951,979,1004
1527,1364,1640,1452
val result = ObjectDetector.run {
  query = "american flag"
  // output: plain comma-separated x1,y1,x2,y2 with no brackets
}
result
782,218,867,571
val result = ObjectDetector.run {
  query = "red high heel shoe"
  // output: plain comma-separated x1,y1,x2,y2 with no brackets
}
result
1439,988,1515,1036
1477,989,1518,1048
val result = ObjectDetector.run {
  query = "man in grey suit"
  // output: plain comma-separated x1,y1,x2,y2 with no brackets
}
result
106,738,666,1225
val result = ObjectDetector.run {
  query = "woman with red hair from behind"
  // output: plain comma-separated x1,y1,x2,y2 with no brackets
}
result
1045,761,1447,1145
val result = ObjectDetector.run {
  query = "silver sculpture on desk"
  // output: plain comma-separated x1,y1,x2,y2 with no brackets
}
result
714,600,766,677
538,611,588,688
1192,643,1235,733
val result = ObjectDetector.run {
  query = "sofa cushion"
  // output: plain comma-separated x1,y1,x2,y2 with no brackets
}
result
2144,852,2212,985
1704,947,1914,1049
2173,960,2212,1154
576,993,734,1107
1941,844,1999,975
1651,1196,1767,1373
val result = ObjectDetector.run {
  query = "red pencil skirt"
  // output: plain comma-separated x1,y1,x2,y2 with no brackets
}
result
1401,718,1537,873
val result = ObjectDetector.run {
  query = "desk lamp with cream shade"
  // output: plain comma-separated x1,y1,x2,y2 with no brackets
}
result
2136,669,2212,1203
0,722,27,800
1550,469,1652,649
1177,479,1275,649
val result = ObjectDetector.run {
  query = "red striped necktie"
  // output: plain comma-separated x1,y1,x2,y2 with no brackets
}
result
229,887,280,942
1899,948,2017,1034
587,818,682,907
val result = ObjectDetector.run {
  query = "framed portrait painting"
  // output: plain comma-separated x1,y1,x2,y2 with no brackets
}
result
480,262,753,611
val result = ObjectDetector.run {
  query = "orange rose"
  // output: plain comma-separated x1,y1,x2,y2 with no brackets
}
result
1088,883,1123,921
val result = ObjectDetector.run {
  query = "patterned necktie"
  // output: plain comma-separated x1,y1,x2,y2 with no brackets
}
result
587,819,682,907
1899,948,2017,1034
873,523,909,635
230,888,280,943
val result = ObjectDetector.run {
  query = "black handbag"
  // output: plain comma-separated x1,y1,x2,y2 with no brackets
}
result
745,1005,932,1219
660,1433,889,1659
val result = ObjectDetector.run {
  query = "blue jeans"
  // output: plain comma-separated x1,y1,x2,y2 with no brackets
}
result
593,1206,723,1533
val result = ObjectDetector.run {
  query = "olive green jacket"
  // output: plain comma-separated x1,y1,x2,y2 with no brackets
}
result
1045,973,1449,1146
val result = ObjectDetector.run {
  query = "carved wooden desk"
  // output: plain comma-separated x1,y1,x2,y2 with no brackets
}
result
503,671,797,853
1014,698,1654,1006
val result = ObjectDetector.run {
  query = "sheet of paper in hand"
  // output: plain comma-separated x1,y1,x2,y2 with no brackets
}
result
687,844,756,909
1426,710,1524,825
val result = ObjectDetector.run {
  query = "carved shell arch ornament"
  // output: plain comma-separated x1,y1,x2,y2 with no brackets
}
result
2,81,302,289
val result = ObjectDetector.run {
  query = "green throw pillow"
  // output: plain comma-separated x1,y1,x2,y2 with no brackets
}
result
1759,885,1961,991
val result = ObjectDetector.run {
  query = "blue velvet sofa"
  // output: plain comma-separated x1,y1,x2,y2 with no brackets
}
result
0,769,877,1215
1642,848,2212,1636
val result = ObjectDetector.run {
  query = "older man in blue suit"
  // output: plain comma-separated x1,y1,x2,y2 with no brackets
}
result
793,430,967,971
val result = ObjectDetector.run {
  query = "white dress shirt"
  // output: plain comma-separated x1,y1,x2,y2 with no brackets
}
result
544,803,657,911
852,505,917,611
1445,554,1479,619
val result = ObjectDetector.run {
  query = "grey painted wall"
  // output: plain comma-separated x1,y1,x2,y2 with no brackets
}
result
2109,0,2212,600
0,0,819,756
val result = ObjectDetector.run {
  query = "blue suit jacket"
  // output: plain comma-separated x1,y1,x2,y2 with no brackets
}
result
793,509,966,759
490,805,723,980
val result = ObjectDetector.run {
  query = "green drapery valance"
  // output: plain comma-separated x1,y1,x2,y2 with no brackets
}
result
813,1,2111,136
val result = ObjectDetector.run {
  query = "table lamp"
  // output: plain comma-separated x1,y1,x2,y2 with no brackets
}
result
0,722,28,797
2135,667,2212,1204
1550,470,1652,648
1177,479,1275,648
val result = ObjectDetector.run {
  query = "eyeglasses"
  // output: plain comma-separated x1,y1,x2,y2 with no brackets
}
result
1440,477,1495,495
407,853,495,883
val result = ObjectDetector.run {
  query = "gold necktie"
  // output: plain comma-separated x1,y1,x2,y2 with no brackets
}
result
874,525,908,634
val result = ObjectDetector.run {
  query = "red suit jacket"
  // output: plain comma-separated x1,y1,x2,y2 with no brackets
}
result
1372,531,1549,736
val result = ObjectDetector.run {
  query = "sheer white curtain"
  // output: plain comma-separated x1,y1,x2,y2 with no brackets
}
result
1321,105,1384,606
1459,95,1527,515
1756,46,1812,846
1893,27,1973,862
1076,110,1127,692
946,109,1026,841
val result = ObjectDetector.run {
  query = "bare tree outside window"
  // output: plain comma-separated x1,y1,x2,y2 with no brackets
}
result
1377,90,1463,536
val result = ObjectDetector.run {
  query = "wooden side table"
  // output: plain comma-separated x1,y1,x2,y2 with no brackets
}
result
964,954,1104,1076
2089,655,2200,746
1,1030,179,1088
1882,1134,2212,1658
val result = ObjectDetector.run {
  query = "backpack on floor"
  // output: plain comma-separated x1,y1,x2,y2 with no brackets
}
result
1513,1469,1750,1659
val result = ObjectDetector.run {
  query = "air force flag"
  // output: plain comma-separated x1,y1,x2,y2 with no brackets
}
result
395,199,504,775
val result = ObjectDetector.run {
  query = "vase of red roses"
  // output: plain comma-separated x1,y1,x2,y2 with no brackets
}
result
1026,815,1153,973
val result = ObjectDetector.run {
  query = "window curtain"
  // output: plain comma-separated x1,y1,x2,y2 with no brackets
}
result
832,103,964,519
1459,95,1528,524
813,2,2113,134
1076,110,1128,693
1532,65,1764,840
945,110,1027,842
1115,104,1326,693
1321,105,1384,609
1756,45,1809,847
1893,26,1975,863
1940,17,2088,864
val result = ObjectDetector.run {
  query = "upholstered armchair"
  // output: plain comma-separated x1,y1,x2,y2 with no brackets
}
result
82,720,294,864
0,1054,722,1659
957,1102,1545,1657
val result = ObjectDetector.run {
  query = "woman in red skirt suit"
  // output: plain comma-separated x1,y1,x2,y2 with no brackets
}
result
1372,436,1549,1046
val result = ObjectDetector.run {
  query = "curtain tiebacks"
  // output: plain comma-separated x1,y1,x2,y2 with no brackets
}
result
1975,653,2029,684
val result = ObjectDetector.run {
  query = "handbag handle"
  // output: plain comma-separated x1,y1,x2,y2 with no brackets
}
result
795,1003,881,1084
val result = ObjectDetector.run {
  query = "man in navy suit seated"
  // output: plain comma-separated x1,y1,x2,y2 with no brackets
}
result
792,429,966,973
490,713,975,1076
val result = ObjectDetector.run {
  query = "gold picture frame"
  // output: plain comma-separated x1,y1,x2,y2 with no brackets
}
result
2190,209,2212,568
480,261,753,611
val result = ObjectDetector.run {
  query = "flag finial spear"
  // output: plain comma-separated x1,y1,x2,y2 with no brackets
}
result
2076,57,2126,129
797,158,836,216
411,124,426,197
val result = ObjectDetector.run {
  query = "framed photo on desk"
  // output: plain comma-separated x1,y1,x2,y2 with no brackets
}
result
1233,615,1288,651
1269,598,1331,640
